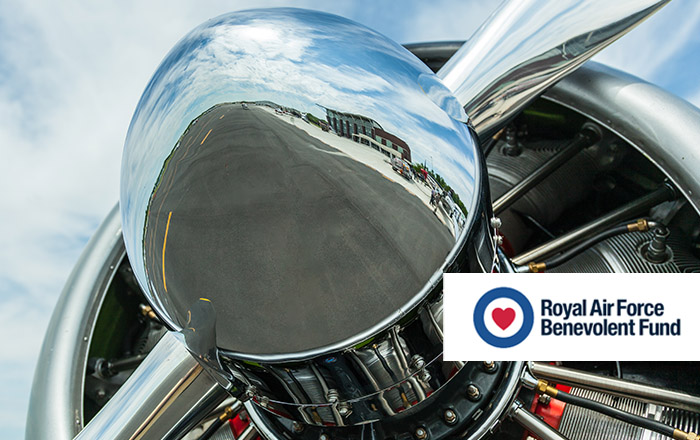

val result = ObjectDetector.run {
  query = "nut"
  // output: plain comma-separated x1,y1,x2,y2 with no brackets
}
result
444,409,457,425
414,427,428,440
338,402,352,417
466,384,481,401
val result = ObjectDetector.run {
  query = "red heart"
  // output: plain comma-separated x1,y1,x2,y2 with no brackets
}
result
492,308,516,330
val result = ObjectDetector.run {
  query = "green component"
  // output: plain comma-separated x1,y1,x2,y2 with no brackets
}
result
87,268,142,361
353,336,376,349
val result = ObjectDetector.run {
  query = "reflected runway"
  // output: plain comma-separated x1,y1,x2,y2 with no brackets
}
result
145,103,454,354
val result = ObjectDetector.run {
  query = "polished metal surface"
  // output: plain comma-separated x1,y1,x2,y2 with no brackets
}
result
543,61,700,216
119,8,491,428
530,362,700,412
26,204,124,440
511,400,570,440
120,8,481,361
437,0,669,137
75,332,228,440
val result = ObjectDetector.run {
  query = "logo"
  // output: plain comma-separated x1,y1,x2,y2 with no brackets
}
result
473,287,534,348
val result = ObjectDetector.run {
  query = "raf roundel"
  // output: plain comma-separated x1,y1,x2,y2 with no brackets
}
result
473,287,534,348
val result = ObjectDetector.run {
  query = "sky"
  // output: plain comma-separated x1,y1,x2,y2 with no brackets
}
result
1,0,699,438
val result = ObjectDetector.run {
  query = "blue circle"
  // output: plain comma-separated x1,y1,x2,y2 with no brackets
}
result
473,287,533,348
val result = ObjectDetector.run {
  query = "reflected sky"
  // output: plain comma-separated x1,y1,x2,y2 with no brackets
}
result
121,8,480,338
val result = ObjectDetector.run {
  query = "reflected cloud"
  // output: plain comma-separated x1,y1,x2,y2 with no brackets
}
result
120,9,481,354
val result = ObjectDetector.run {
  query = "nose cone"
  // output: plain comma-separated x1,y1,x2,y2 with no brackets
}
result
120,8,481,358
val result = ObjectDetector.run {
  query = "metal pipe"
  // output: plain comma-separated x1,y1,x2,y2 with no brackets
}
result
493,127,599,214
74,332,229,440
511,401,571,440
100,353,148,377
437,0,669,137
530,362,700,413
512,183,675,265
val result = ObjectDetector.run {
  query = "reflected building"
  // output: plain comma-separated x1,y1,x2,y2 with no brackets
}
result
322,106,412,162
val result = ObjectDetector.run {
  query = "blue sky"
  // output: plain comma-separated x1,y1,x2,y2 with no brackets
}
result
1,0,699,438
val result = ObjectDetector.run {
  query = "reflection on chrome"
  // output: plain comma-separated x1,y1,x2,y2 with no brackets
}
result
142,100,467,354
119,7,492,430
438,0,669,137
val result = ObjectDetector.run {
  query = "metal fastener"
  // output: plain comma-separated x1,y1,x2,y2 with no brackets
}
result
466,384,481,401
326,389,339,404
320,434,330,440
538,394,552,406
338,402,352,417
483,361,496,372
414,427,428,440
444,409,457,425
410,354,425,370
292,422,304,433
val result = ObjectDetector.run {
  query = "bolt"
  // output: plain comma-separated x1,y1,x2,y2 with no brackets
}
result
245,386,258,399
483,361,496,372
419,370,432,383
320,434,330,440
414,427,428,440
490,217,502,229
410,354,425,370
443,409,457,425
466,384,481,401
338,402,352,417
292,422,304,433
96,389,106,399
326,389,339,404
